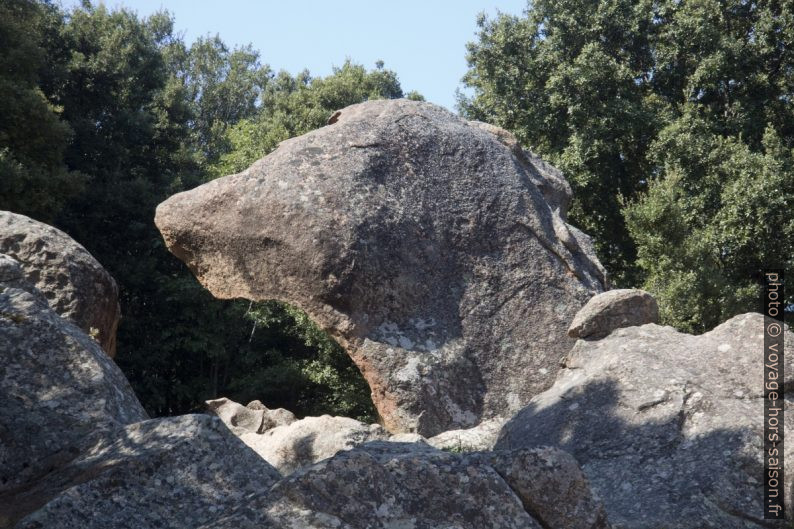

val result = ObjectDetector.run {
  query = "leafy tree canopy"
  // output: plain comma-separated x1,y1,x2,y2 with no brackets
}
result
1,0,419,420
0,0,81,221
462,0,793,331
213,60,423,176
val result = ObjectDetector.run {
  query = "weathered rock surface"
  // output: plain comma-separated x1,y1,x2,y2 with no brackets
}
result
568,288,659,339
238,414,393,475
207,397,427,475
0,254,31,291
205,397,296,436
497,313,794,528
468,121,573,217
0,258,146,526
427,416,508,452
15,415,282,529
202,442,610,529
0,211,120,355
156,99,607,435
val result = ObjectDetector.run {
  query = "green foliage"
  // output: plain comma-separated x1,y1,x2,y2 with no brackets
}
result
165,35,271,167
625,123,794,333
463,0,794,330
235,302,377,422
43,2,219,415
0,1,416,419
0,0,83,221
213,60,410,176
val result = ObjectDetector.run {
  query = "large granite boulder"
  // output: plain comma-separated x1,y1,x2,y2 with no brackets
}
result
0,211,120,355
15,415,282,529
202,443,610,529
497,313,794,528
468,121,573,217
0,254,146,526
155,99,607,436
568,288,659,339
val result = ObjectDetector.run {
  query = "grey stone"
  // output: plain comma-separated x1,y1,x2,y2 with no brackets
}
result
0,254,28,289
208,397,438,475
427,416,508,452
497,313,794,528
468,121,573,217
155,99,606,436
0,211,120,355
0,274,146,526
205,397,296,436
15,415,282,529
212,403,393,475
201,442,610,529
568,288,659,339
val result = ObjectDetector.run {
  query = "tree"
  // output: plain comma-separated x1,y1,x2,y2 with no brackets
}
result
460,0,660,286
0,0,82,222
166,35,271,168
462,0,794,330
48,3,220,414
213,60,423,176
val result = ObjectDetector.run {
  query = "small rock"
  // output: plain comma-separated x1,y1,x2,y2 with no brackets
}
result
568,288,659,339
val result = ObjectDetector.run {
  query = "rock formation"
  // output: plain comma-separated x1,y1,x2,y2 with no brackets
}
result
14,415,283,529
426,416,508,452
7,101,779,528
200,443,610,529
0,211,121,355
206,397,297,435
155,99,607,435
207,397,430,475
1,227,281,529
0,253,146,525
568,288,659,339
498,311,794,528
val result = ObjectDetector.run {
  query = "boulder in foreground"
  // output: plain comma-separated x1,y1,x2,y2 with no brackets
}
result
0,254,145,526
15,415,282,529
498,313,794,528
203,442,610,529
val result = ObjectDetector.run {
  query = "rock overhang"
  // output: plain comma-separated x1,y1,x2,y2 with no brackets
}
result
155,98,607,436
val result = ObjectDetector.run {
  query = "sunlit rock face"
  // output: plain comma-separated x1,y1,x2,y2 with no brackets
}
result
568,288,659,339
0,211,121,356
498,313,794,529
0,252,146,526
156,98,606,436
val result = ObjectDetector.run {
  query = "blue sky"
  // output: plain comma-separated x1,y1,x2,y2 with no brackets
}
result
60,0,528,110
